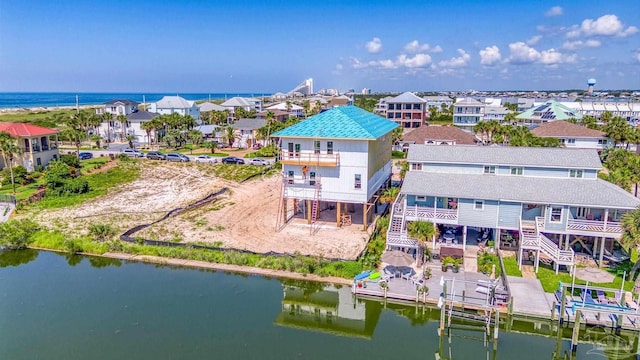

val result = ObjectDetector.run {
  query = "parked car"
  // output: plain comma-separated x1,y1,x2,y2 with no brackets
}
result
146,151,166,160
122,148,144,158
221,156,245,165
78,152,93,160
250,158,270,166
194,155,218,164
166,153,190,162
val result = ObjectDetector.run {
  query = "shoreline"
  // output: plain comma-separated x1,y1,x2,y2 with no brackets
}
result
0,104,99,115
28,246,353,286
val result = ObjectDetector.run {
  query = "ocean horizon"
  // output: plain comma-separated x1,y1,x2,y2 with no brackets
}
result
0,92,273,109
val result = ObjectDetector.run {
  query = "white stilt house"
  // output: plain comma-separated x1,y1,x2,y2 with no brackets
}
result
272,106,399,233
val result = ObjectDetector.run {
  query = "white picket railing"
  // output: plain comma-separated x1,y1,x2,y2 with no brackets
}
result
567,218,623,234
404,205,458,221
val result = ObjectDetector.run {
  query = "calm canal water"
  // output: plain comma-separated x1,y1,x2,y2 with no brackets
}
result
1,250,637,359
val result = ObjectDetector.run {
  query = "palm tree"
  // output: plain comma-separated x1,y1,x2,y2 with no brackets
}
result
125,135,136,149
141,121,155,146
189,130,203,145
116,115,128,142
265,110,275,144
90,135,102,149
63,115,87,155
380,187,400,203
621,208,640,286
407,220,439,263
204,141,218,154
224,126,236,148
101,112,114,143
0,132,22,195
473,121,489,144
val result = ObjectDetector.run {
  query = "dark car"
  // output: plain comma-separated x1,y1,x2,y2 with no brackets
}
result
221,156,245,164
166,153,190,162
146,151,166,160
78,152,93,160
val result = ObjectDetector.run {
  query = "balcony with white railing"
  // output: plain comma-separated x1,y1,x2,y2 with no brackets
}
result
404,205,458,224
280,151,339,167
386,232,419,248
566,218,623,235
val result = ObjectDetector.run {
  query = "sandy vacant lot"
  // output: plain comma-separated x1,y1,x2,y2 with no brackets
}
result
35,162,373,260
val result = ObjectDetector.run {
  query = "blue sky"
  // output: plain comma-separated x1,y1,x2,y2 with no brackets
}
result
0,0,638,93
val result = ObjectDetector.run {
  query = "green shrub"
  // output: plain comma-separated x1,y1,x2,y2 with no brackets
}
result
88,223,117,242
1,166,32,186
60,154,81,168
392,150,406,159
0,218,40,249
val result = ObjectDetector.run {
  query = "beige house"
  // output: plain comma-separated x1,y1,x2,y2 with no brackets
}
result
0,123,60,171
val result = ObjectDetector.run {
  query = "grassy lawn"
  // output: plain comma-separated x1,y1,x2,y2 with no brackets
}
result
209,163,277,182
0,109,78,127
502,256,523,277
80,157,111,172
0,182,41,201
536,264,634,293
36,161,141,209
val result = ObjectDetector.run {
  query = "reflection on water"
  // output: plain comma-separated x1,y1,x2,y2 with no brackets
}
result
0,249,38,268
1,249,638,359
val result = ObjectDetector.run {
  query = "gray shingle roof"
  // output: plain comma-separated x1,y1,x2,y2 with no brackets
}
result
126,111,159,121
232,118,266,130
401,171,640,209
104,99,139,106
407,144,602,169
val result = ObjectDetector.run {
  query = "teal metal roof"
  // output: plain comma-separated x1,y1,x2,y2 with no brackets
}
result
272,106,399,140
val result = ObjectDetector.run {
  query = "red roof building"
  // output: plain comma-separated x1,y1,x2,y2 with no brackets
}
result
0,122,60,171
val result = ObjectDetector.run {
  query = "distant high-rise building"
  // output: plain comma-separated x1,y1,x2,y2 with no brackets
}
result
289,78,314,96
587,78,596,95
361,88,371,95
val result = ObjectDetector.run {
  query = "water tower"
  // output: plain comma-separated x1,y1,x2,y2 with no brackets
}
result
587,78,596,95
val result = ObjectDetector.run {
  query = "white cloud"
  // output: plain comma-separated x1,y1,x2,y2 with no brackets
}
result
526,35,542,45
539,49,563,64
507,42,541,64
568,14,639,38
545,6,563,17
378,59,397,69
635,50,640,62
479,45,501,65
431,45,443,53
396,54,432,68
562,39,601,50
365,37,382,53
438,49,470,68
404,40,429,53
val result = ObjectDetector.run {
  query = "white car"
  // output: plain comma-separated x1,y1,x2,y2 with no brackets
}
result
250,158,270,166
194,155,218,164
122,149,144,158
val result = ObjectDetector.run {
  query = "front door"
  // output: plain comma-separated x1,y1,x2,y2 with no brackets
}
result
294,144,300,158
287,142,294,157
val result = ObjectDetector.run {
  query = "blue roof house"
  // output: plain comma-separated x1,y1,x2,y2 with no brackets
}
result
388,145,640,273
272,106,398,230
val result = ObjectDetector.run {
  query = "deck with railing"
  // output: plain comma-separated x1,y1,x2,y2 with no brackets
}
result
566,218,623,234
404,205,458,222
279,151,339,167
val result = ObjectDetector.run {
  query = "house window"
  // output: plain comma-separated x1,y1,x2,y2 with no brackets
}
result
483,166,496,174
287,142,294,157
294,144,300,157
598,139,607,145
474,200,484,210
411,163,422,171
510,167,524,176
327,141,333,155
416,196,426,202
569,169,584,178
354,174,361,189
576,207,588,218
550,207,563,222
567,138,576,145
309,172,316,185
287,170,294,184
314,140,320,154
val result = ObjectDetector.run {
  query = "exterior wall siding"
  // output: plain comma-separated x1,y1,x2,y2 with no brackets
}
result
422,163,481,175
497,201,521,229
457,198,499,228
544,205,568,231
